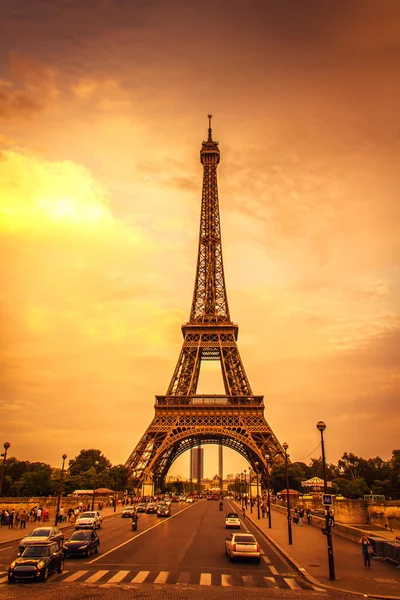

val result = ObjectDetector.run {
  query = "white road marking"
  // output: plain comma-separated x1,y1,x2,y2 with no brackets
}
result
131,570,150,583
199,572,212,585
0,547,13,553
62,569,88,582
85,570,109,583
264,576,278,587
262,554,271,564
88,504,192,564
107,570,129,583
154,570,169,584
0,575,9,584
243,574,256,586
221,574,233,586
269,565,278,575
284,577,300,589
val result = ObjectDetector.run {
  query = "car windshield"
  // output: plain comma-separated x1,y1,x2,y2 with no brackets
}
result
227,513,239,518
80,512,95,518
124,506,134,510
29,529,51,537
22,546,50,557
70,531,91,541
234,535,256,543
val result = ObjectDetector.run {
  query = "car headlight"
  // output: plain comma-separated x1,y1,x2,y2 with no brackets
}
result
10,561,16,569
79,545,88,550
37,561,45,570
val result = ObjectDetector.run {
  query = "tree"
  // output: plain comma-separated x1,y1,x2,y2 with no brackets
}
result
68,450,111,476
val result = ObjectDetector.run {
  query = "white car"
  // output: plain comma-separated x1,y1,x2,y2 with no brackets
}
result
225,512,241,529
186,497,194,503
75,511,102,530
225,533,261,563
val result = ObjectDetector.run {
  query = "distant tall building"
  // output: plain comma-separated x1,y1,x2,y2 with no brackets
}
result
191,446,204,481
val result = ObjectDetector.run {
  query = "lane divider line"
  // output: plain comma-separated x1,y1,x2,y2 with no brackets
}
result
88,504,193,564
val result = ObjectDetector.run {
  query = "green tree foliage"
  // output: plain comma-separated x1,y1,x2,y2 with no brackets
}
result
68,449,111,476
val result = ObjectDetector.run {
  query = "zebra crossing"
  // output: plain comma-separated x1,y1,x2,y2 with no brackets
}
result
0,567,321,589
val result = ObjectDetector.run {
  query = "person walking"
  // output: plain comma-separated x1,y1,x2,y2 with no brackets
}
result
299,507,305,527
306,508,311,524
19,510,27,529
359,535,373,569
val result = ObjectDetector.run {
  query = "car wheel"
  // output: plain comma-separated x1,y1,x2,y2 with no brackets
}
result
86,548,91,558
7,576,14,584
42,567,49,581
95,545,99,554
57,560,64,574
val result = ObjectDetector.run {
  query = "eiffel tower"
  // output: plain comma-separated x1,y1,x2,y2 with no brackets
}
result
126,116,284,492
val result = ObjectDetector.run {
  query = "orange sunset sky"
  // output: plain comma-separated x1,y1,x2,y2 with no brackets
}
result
0,0,399,478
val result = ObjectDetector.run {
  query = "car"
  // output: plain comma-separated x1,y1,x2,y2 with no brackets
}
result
136,503,147,513
19,527,64,554
146,503,158,514
9,542,64,583
157,504,171,517
186,497,194,503
75,511,102,530
63,530,100,558
163,497,172,506
121,506,137,518
225,512,241,529
207,495,213,500
225,533,261,563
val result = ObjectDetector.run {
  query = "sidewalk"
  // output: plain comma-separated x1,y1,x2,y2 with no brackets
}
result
0,506,120,545
241,504,400,599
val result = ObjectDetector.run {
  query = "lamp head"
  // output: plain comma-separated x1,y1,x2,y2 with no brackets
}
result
4,442,10,451
282,442,288,452
62,453,67,460
316,421,326,433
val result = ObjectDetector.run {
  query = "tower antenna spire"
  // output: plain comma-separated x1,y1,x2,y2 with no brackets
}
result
207,114,213,141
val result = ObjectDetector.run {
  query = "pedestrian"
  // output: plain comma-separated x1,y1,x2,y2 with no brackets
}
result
8,509,15,529
306,508,311,524
299,507,305,527
359,535,373,569
20,510,27,529
36,507,42,522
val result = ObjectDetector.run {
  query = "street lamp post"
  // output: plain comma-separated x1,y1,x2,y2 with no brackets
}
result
244,469,247,507
254,461,261,520
282,442,293,544
0,442,11,497
55,454,67,526
265,453,272,528
249,467,253,513
317,421,336,581
91,460,100,511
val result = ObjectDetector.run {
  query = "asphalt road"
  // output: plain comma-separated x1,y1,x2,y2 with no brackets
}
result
0,499,332,595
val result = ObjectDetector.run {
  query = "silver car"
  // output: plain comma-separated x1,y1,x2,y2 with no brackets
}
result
75,511,102,530
225,533,261,562
19,527,64,554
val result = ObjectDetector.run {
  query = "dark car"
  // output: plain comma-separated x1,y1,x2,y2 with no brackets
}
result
157,503,171,518
63,530,100,558
19,526,64,554
9,543,64,583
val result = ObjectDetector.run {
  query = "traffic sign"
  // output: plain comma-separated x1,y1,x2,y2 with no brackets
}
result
322,494,333,506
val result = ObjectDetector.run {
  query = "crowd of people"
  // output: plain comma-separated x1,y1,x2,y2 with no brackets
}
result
0,506,48,528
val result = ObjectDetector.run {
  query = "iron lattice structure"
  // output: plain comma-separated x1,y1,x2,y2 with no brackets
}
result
126,117,284,491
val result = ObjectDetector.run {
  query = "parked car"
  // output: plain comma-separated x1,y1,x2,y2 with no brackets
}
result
19,527,64,555
63,530,100,558
121,506,137,518
157,504,171,518
225,533,261,562
225,512,241,529
75,511,102,530
9,543,64,583
136,503,147,513
146,503,158,514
